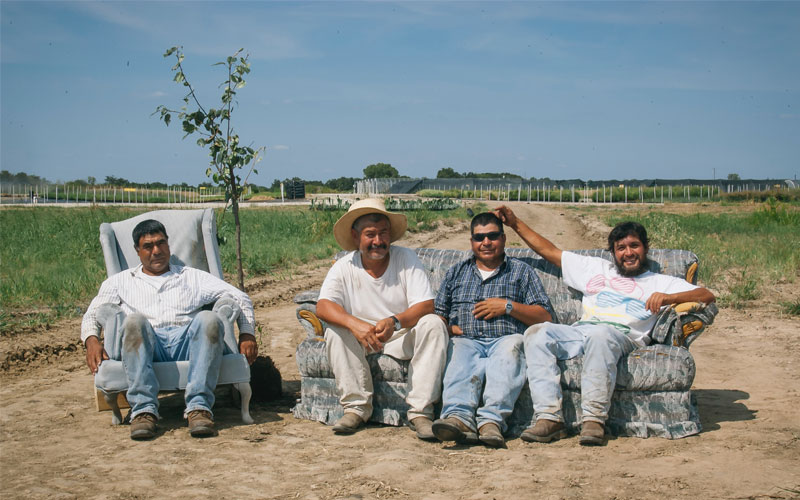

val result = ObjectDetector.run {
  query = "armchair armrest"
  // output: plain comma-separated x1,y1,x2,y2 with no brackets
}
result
650,301,719,348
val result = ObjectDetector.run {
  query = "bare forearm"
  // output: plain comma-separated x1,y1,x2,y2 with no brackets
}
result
510,303,552,326
496,206,563,267
316,299,362,331
396,300,434,328
671,287,716,305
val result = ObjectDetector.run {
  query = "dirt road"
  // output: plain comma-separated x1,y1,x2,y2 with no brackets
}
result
1,202,798,499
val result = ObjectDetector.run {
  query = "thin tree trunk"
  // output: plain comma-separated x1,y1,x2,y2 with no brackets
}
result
229,164,245,291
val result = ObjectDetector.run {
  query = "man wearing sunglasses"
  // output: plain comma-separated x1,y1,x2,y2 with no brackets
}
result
431,212,554,447
494,205,715,446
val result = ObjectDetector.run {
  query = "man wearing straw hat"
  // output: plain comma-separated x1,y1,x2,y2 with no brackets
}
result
316,198,448,439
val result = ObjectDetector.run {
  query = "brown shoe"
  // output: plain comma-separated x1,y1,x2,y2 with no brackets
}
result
332,412,364,434
432,417,478,444
579,421,606,446
478,422,505,448
187,409,216,438
409,417,436,441
521,419,566,443
130,412,157,440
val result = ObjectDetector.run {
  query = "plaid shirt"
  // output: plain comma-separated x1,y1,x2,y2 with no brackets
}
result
434,255,554,339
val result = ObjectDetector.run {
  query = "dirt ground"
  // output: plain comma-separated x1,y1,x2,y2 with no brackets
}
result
1,202,799,500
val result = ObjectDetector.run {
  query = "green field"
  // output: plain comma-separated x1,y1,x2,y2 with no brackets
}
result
595,199,800,310
2,199,797,334
0,205,472,334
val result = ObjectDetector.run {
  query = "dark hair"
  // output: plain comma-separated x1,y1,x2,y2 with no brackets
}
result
132,219,168,249
470,212,504,233
607,221,648,252
352,213,390,232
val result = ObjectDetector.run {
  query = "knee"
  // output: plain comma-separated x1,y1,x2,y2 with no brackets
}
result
195,310,224,345
121,313,152,351
524,322,552,346
415,314,448,339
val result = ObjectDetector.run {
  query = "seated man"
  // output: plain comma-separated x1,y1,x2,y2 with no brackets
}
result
81,219,257,440
432,212,554,447
316,199,448,440
495,205,715,446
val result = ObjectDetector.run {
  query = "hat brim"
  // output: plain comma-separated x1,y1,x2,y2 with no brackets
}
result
333,201,408,251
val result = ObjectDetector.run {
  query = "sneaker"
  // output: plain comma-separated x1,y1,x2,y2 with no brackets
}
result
332,412,364,434
520,419,566,443
187,409,216,438
478,422,505,448
130,412,157,440
579,421,605,446
432,417,478,444
408,416,437,441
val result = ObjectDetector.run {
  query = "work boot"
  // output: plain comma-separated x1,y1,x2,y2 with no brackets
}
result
187,409,217,438
432,417,478,444
332,412,364,434
409,416,437,441
478,422,505,448
521,419,566,443
130,412,157,440
579,421,606,446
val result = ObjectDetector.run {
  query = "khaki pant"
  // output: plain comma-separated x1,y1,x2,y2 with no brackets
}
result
324,314,448,422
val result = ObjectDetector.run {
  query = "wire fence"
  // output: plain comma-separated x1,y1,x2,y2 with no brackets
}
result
355,177,797,203
0,183,252,206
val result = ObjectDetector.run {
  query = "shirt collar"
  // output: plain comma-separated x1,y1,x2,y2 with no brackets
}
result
131,263,183,278
469,253,509,275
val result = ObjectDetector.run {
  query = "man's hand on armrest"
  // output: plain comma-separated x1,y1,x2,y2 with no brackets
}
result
238,333,258,365
646,287,716,315
85,336,108,374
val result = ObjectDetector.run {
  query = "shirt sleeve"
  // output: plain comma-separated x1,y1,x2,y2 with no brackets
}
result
654,273,699,295
560,251,604,293
401,249,436,307
318,257,347,306
520,265,555,320
196,269,256,335
80,276,122,344
434,264,456,319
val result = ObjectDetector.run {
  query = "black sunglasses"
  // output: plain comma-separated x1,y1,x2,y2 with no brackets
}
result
471,231,503,242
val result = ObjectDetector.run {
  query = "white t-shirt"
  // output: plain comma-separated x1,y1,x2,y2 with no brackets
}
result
561,251,698,345
318,246,435,324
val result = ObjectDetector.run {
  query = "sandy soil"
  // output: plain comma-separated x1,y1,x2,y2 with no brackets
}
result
1,202,799,500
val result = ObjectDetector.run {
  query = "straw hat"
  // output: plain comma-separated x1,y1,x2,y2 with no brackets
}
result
333,198,407,251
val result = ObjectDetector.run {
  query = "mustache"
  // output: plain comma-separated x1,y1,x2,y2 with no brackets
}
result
368,243,388,251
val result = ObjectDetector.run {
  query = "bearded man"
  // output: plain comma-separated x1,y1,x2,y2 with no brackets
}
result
495,206,715,446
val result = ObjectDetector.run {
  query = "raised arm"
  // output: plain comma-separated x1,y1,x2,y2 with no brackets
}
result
494,205,563,268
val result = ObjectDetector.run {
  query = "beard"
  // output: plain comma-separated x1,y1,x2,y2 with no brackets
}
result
614,255,649,277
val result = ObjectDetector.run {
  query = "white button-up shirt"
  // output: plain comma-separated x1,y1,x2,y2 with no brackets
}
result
80,264,255,343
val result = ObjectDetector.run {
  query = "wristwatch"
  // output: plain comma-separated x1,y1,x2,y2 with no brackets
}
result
505,299,513,315
391,315,402,331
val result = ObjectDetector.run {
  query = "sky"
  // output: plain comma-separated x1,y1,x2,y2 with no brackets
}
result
1,1,798,186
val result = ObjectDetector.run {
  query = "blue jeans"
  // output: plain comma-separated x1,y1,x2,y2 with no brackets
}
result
523,322,639,424
440,335,526,433
115,311,228,419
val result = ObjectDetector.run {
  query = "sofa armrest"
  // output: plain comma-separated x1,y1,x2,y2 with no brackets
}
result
650,301,719,348
296,303,326,339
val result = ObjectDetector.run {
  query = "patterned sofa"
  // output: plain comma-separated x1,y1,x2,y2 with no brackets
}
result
292,248,718,439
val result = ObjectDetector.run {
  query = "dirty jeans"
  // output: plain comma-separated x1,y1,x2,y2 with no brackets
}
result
440,334,526,433
108,311,228,419
324,314,448,422
524,322,639,424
